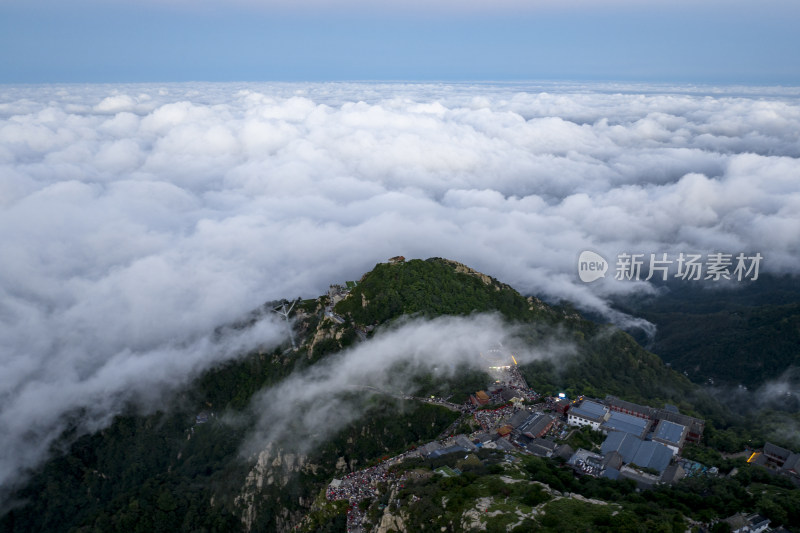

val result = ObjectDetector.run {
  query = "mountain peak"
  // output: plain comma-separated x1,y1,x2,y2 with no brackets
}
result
433,258,506,289
334,257,557,326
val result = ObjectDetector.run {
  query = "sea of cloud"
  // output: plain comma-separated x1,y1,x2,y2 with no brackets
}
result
1,81,799,493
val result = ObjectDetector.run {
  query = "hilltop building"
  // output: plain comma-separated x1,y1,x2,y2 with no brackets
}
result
418,441,443,457
553,398,571,415
605,396,705,443
500,388,523,403
568,449,604,477
518,413,555,439
470,390,491,406
428,445,470,460
652,419,689,455
567,400,609,429
508,410,531,429
600,432,673,474
747,442,800,486
522,438,558,458
764,442,793,466
327,284,350,305
600,411,651,439
722,513,770,533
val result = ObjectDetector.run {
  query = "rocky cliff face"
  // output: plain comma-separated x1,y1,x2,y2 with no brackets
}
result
439,258,506,290
374,487,409,533
236,443,320,531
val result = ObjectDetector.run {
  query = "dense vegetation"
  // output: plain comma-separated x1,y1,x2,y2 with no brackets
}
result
334,258,563,325
336,258,706,416
612,275,800,389
2,258,799,532
378,450,800,531
643,302,800,388
518,328,699,409
0,347,459,533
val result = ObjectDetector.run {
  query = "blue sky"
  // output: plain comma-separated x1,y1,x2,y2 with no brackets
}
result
1,0,799,84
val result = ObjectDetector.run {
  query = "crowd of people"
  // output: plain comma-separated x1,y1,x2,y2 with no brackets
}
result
326,454,416,532
326,464,394,503
345,506,366,533
472,404,517,430
324,383,559,532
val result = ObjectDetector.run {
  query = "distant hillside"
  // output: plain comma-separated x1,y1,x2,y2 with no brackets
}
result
644,303,800,388
611,276,800,388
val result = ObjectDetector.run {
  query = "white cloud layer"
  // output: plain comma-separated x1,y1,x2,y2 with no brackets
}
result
243,313,569,457
1,81,799,493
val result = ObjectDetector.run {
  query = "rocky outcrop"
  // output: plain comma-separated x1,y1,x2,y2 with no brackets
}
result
236,443,318,532
439,259,500,288
375,487,409,533
376,510,407,533
527,295,549,312
307,321,336,356
460,497,494,530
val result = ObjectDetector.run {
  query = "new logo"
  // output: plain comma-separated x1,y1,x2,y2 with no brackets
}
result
578,250,608,283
